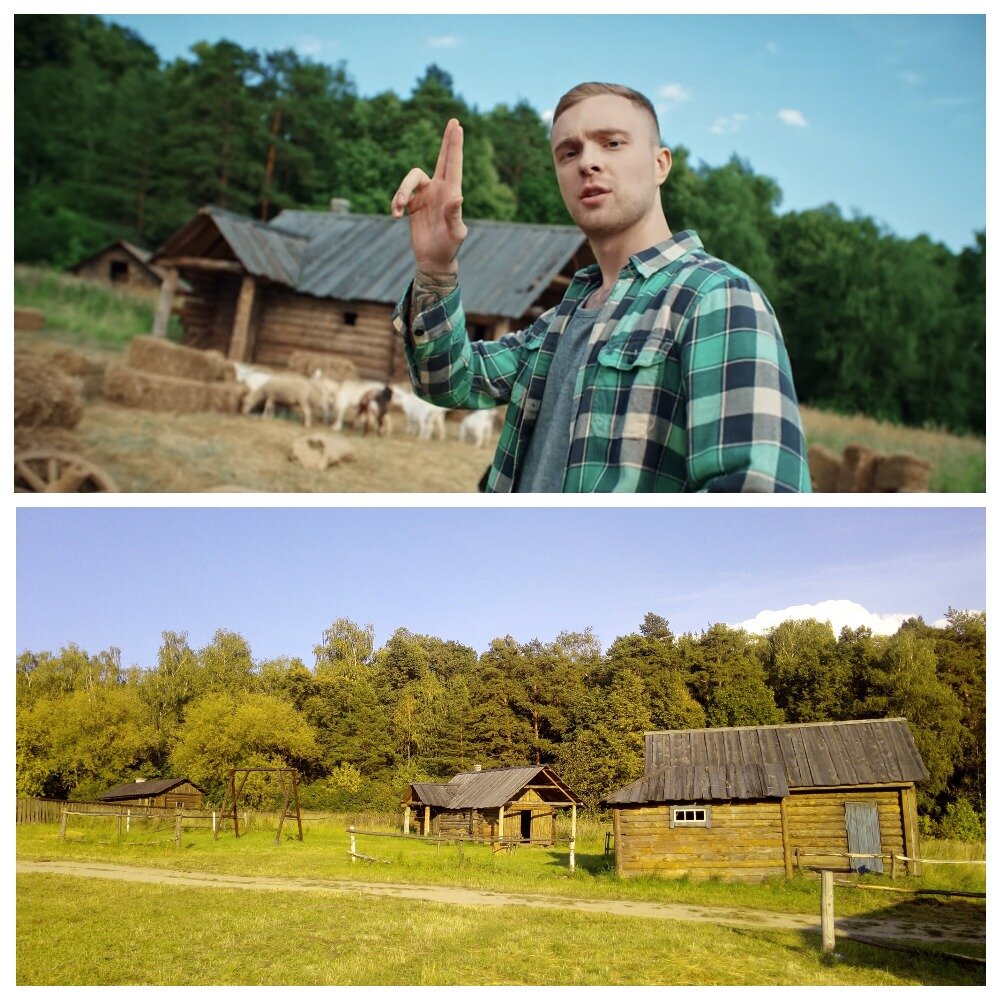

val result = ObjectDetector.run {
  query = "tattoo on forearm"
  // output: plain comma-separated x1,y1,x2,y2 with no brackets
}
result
412,269,458,322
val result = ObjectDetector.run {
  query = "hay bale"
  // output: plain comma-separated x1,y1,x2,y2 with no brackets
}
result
807,444,842,493
837,444,879,492
290,434,356,470
127,336,235,383
203,381,247,414
873,452,933,492
104,364,210,413
14,307,45,331
14,351,83,429
45,346,107,400
287,350,358,382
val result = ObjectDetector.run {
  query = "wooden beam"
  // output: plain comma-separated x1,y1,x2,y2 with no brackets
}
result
403,805,410,835
780,796,793,877
423,805,431,837
157,256,245,274
151,267,178,338
228,274,258,362
900,785,921,876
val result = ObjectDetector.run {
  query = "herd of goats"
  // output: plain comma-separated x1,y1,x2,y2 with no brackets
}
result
233,363,498,446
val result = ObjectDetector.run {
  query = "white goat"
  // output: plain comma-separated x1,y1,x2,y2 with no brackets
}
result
331,379,385,431
458,408,497,447
389,384,447,441
241,373,315,427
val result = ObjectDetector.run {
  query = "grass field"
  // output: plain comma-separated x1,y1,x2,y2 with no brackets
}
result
14,264,986,492
15,816,986,986
15,815,985,985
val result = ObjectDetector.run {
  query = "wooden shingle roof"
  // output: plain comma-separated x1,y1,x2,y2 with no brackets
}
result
605,719,928,805
405,765,582,809
99,777,204,801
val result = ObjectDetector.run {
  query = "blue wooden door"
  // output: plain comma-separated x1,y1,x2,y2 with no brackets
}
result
845,801,884,873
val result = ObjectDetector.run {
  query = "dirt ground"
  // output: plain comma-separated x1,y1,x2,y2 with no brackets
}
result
13,334,496,493
15,859,986,948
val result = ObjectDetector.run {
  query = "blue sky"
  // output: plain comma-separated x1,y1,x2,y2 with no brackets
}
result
15,507,985,671
95,9,987,253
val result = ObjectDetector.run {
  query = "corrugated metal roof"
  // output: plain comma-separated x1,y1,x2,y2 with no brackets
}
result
269,210,587,319
207,207,306,287
99,777,201,801
407,766,582,810
605,719,928,805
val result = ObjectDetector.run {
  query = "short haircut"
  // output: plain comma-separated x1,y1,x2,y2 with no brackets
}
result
552,82,662,144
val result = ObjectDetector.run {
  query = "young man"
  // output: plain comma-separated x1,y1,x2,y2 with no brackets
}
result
390,82,811,492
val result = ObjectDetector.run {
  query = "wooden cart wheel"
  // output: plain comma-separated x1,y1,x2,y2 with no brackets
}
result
14,450,119,493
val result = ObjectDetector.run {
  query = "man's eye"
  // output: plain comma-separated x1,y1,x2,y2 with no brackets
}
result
607,139,623,148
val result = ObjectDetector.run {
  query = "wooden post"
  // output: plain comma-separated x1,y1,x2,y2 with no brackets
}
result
498,805,505,847
227,273,258,362
152,267,178,338
612,807,622,876
821,870,835,954
126,809,131,833
403,806,410,835
174,811,182,849
569,803,577,873
350,825,356,863
900,785,921,877
780,797,793,877
117,814,123,838
890,851,896,879
59,809,67,840
423,805,431,837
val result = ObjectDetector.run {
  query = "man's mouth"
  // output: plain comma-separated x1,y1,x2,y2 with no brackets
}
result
580,186,610,206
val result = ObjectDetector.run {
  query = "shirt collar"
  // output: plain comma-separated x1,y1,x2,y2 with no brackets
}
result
572,230,704,285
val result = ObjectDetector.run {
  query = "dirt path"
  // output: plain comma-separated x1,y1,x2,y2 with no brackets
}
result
16,859,984,947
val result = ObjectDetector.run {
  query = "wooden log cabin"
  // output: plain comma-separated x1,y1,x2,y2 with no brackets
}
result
603,719,928,882
98,777,207,811
403,765,583,845
68,239,191,297
149,203,592,382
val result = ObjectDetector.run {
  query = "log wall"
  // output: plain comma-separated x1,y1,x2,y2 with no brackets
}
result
179,273,240,353
615,800,786,881
785,788,905,871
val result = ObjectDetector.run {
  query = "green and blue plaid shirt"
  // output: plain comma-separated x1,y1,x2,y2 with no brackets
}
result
393,230,811,492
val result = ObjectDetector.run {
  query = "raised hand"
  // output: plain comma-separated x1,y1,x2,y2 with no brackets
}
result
391,118,468,274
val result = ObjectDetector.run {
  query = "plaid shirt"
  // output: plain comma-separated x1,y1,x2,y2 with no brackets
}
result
392,230,810,492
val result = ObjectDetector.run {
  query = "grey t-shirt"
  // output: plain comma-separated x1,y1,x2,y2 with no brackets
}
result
516,304,601,492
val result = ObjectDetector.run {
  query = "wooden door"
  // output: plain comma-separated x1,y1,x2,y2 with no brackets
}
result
845,801,883,873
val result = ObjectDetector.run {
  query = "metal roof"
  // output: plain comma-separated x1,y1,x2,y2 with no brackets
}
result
604,719,928,805
99,777,204,801
407,765,582,810
185,207,587,320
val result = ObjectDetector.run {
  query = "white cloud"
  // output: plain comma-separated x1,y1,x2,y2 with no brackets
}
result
659,83,691,106
778,108,808,128
898,70,922,85
735,600,913,637
296,36,324,57
765,41,779,55
709,113,749,135
426,35,461,48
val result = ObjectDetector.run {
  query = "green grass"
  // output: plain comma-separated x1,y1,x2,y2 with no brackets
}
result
14,263,183,347
15,873,983,986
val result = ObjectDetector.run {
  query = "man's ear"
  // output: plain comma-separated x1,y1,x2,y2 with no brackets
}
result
656,146,673,186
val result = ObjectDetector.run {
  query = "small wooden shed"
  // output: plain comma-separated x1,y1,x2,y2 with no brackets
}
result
149,204,592,382
68,240,189,296
603,719,928,882
98,777,207,811
403,765,582,845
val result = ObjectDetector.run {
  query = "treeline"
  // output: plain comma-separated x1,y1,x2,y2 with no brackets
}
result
16,610,985,840
13,15,985,435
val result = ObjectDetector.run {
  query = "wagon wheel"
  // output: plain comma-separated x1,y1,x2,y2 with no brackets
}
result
14,450,119,493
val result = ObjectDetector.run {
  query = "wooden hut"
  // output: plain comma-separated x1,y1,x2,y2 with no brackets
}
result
403,765,583,845
98,777,206,811
68,240,189,297
148,204,592,382
603,719,928,882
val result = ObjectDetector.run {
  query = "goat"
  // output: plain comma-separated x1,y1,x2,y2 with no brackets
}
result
389,384,447,441
330,379,386,431
355,385,394,436
241,373,314,427
458,409,497,447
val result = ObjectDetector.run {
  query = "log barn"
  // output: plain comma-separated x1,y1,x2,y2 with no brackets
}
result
603,719,928,882
149,203,591,382
403,765,582,845
98,777,207,811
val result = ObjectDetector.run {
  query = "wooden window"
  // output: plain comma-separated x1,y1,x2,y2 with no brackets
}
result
670,805,711,828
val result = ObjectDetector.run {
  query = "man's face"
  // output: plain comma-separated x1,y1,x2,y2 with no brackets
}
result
550,94,671,240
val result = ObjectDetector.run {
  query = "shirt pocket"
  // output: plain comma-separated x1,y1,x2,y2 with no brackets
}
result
596,325,677,373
